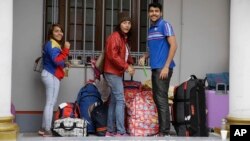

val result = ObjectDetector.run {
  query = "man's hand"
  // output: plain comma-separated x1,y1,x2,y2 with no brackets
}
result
159,67,169,80
138,56,145,66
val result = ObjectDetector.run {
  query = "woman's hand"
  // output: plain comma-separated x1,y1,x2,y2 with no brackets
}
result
65,61,72,68
64,41,71,49
127,65,135,76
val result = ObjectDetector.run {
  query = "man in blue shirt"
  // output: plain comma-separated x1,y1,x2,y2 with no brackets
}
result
139,2,177,136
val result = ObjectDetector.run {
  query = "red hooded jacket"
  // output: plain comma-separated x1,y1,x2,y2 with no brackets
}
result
104,31,133,77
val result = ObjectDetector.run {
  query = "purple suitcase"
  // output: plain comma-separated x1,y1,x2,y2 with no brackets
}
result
205,90,229,129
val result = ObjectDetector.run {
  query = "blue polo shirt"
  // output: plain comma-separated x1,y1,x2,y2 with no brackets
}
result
147,18,175,69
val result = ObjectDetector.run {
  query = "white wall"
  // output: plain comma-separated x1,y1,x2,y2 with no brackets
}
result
178,0,230,82
12,0,230,111
180,0,230,82
165,0,230,83
164,0,182,85
12,0,44,110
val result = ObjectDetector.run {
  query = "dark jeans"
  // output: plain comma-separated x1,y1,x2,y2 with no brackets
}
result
151,68,173,135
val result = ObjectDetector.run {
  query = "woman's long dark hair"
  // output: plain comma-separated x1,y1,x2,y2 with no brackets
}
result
47,24,65,46
115,22,132,46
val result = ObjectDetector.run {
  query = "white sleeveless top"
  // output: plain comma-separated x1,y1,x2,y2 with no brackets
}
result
125,44,129,62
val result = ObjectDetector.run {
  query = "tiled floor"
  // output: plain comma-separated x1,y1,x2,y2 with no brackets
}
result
17,133,228,141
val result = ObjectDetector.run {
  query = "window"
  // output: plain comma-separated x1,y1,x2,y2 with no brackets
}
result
44,0,163,65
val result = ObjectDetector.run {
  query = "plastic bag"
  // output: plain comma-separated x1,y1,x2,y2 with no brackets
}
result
95,75,110,102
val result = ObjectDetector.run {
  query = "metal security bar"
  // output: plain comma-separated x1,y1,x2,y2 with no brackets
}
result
44,0,163,66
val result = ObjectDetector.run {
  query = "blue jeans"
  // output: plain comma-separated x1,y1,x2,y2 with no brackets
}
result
41,69,60,131
104,73,126,134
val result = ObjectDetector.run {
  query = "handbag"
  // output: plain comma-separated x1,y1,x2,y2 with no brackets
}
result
34,45,44,73
33,56,43,73
52,117,88,137
95,52,104,73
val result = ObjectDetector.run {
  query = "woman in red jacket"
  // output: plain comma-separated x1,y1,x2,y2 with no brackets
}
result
103,12,135,137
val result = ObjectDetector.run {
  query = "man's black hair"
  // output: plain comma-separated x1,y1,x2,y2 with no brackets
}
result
148,2,162,12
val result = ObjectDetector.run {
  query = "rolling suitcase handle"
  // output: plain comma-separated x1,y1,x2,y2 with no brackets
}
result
123,75,142,90
216,83,227,94
123,74,133,81
84,62,92,84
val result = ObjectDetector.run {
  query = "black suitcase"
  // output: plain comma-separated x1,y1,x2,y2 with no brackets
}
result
172,75,208,136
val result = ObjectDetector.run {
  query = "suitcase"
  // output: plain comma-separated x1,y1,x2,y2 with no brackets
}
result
205,90,229,129
123,77,159,136
172,75,208,136
123,76,141,132
125,91,159,136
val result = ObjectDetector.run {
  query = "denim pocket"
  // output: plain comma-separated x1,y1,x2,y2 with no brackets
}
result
41,69,49,77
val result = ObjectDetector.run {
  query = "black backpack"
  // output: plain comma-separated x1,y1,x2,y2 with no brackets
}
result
172,75,208,136
91,102,109,136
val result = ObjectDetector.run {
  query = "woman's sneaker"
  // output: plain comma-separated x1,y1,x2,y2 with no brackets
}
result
114,133,129,137
42,130,53,137
154,132,170,137
38,128,45,136
105,132,114,137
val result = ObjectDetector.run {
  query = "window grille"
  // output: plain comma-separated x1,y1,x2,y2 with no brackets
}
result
44,0,163,66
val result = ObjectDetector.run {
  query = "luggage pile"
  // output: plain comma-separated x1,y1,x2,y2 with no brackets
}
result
52,72,210,137
52,78,110,137
52,62,111,137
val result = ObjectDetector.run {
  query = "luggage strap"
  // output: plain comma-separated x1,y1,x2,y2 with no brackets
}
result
174,121,191,125
183,82,190,131
173,99,190,102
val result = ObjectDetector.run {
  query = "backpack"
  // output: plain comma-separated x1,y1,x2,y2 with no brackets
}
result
76,83,103,133
54,102,81,120
91,102,109,136
172,75,208,136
